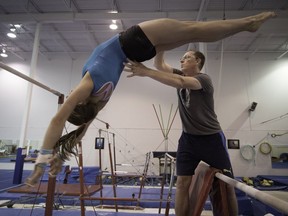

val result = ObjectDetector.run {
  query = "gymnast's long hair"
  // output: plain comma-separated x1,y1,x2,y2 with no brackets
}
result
54,102,98,161
67,102,98,126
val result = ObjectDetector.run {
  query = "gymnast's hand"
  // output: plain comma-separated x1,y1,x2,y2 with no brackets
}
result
49,154,64,177
124,59,150,77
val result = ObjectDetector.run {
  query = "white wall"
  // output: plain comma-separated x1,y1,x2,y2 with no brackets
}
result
0,51,288,177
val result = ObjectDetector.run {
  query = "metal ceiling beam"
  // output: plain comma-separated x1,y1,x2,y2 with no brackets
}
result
83,23,99,49
50,24,75,58
276,39,288,50
276,40,288,59
158,0,162,11
0,5,9,14
276,49,288,59
187,0,210,51
239,0,250,10
63,0,81,12
25,0,43,13
15,49,284,55
0,10,286,23
196,0,210,21
247,33,273,59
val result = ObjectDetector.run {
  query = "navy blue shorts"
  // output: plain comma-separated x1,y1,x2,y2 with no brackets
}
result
176,131,234,178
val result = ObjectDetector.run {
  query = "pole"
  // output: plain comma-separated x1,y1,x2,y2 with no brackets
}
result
112,133,116,172
215,173,288,215
44,95,64,216
108,141,118,212
0,62,62,97
13,22,41,184
98,129,103,205
77,141,86,216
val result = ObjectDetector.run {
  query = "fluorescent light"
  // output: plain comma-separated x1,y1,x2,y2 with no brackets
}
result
109,20,118,30
109,10,118,13
0,53,8,57
0,50,8,57
109,23,118,30
7,32,16,38
10,27,16,32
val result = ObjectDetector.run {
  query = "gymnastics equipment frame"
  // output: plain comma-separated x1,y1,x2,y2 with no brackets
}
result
0,62,65,216
77,148,161,215
189,162,288,216
0,62,63,97
153,104,178,152
215,172,288,215
159,156,288,216
158,152,176,216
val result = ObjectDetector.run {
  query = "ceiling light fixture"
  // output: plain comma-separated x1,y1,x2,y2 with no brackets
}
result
14,24,22,28
10,27,16,32
7,32,17,38
109,10,118,13
109,0,118,14
0,49,8,58
7,24,19,38
109,20,118,30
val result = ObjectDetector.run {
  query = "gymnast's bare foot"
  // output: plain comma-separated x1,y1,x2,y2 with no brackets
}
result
246,12,276,32
25,164,46,187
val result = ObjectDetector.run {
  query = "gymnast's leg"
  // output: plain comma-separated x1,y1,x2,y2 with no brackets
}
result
139,11,276,52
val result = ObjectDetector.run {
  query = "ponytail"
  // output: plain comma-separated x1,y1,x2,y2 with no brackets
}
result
67,103,98,126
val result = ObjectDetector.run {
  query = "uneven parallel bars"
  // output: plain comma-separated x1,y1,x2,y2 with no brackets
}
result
0,62,64,216
0,62,63,97
165,152,176,161
215,172,288,215
80,196,170,202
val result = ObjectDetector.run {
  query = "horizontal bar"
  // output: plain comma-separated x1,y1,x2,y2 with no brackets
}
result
80,196,169,202
215,172,288,215
0,62,63,97
165,153,176,161
80,197,138,202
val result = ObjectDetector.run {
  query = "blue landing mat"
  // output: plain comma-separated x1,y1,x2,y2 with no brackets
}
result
0,208,173,216
0,170,31,192
0,185,175,208
272,162,288,169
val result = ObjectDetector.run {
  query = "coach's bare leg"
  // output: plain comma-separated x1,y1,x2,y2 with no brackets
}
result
175,176,192,215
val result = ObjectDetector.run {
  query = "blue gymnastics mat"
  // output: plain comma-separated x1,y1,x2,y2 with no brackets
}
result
0,208,172,216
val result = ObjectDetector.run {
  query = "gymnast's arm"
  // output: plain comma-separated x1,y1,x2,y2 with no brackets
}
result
124,59,202,90
41,72,94,150
153,52,174,73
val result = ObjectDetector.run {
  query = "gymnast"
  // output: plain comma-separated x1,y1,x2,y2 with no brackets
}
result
26,11,276,186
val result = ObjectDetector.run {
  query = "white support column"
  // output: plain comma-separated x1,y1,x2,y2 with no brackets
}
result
19,22,42,148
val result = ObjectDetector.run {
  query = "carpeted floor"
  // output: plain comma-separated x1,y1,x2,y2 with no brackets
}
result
1,168,288,216
0,208,172,216
0,169,30,192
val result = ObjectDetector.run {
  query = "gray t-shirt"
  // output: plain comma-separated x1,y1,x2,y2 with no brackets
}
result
174,69,221,135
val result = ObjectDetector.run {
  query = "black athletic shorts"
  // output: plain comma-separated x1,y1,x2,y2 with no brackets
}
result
176,131,234,178
119,25,156,62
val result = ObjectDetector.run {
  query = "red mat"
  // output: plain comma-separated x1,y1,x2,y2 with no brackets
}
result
7,183,102,196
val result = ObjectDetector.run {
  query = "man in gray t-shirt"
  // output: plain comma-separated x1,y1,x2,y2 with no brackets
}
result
125,50,237,216
176,71,221,135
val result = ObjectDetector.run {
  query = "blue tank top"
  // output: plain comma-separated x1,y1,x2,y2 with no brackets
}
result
82,35,127,97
